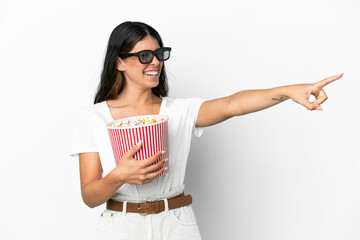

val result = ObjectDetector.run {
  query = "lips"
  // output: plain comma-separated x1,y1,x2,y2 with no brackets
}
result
144,68,160,77
144,71,159,76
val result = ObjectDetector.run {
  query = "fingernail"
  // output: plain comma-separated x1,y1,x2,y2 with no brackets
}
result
164,167,168,171
161,150,166,154
316,106,323,110
165,158,169,162
136,140,142,146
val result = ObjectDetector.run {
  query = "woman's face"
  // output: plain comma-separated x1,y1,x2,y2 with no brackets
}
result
118,35,163,91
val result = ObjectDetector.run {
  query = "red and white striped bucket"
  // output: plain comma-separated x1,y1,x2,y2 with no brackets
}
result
107,115,169,177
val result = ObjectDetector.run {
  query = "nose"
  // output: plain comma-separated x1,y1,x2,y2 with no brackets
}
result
149,54,161,66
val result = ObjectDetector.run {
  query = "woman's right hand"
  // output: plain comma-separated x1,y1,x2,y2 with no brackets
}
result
109,140,168,185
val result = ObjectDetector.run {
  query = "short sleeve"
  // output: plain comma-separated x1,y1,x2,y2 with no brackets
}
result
185,98,206,138
68,108,99,159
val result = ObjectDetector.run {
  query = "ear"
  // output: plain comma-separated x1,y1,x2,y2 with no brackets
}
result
116,57,125,71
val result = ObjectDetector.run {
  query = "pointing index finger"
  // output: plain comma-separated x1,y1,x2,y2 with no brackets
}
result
317,73,343,88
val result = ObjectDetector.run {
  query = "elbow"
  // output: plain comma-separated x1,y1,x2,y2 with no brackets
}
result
82,196,94,208
83,198,99,209
81,192,100,209
86,204,97,209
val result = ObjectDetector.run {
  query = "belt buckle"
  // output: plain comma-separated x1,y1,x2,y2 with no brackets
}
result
137,198,152,216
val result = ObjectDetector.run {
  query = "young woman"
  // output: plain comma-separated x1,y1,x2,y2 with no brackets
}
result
69,21,342,239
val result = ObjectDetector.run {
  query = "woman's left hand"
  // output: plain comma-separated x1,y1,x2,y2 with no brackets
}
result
286,73,343,110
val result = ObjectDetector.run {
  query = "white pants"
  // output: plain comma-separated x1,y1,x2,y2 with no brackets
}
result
96,205,202,240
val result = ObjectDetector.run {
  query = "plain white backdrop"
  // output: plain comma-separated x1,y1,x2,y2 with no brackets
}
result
1,0,359,239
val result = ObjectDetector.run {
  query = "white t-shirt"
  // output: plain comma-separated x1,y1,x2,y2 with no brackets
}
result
69,96,206,202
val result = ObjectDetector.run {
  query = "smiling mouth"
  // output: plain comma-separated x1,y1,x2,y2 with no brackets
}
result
144,71,159,76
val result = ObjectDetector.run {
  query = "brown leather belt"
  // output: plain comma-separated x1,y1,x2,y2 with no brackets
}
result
106,193,192,215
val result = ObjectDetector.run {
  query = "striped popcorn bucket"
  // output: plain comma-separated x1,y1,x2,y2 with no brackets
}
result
107,115,169,177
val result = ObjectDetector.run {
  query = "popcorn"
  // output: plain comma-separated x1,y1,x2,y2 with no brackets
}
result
108,117,165,128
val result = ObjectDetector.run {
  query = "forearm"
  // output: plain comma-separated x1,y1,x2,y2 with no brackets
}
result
81,171,124,208
227,85,291,116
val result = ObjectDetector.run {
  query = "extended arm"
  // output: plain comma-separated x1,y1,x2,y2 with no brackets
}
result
196,73,343,128
228,86,291,115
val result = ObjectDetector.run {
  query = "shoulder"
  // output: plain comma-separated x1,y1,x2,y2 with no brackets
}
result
164,96,205,106
77,101,107,123
164,97,206,119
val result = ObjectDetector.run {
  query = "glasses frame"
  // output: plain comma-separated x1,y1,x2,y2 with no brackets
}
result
119,47,172,64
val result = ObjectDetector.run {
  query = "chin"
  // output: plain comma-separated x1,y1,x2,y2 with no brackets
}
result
151,82,160,88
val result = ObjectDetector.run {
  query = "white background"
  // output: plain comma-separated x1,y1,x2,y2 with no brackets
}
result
1,0,359,239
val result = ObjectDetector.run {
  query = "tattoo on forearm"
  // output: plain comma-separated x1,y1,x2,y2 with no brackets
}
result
272,97,284,101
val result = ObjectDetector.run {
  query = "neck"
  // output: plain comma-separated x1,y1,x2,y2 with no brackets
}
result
112,88,159,108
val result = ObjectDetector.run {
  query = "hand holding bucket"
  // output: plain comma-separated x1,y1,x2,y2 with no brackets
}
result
109,140,168,185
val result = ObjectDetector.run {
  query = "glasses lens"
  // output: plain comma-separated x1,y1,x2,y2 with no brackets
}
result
139,51,154,64
156,49,170,61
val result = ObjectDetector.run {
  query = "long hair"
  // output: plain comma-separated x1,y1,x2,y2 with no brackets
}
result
94,21,169,104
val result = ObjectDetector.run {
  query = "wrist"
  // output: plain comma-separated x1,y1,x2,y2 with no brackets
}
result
105,169,125,188
271,86,291,101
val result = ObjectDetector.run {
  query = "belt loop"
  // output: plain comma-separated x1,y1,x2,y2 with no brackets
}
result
164,198,169,212
122,201,128,215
